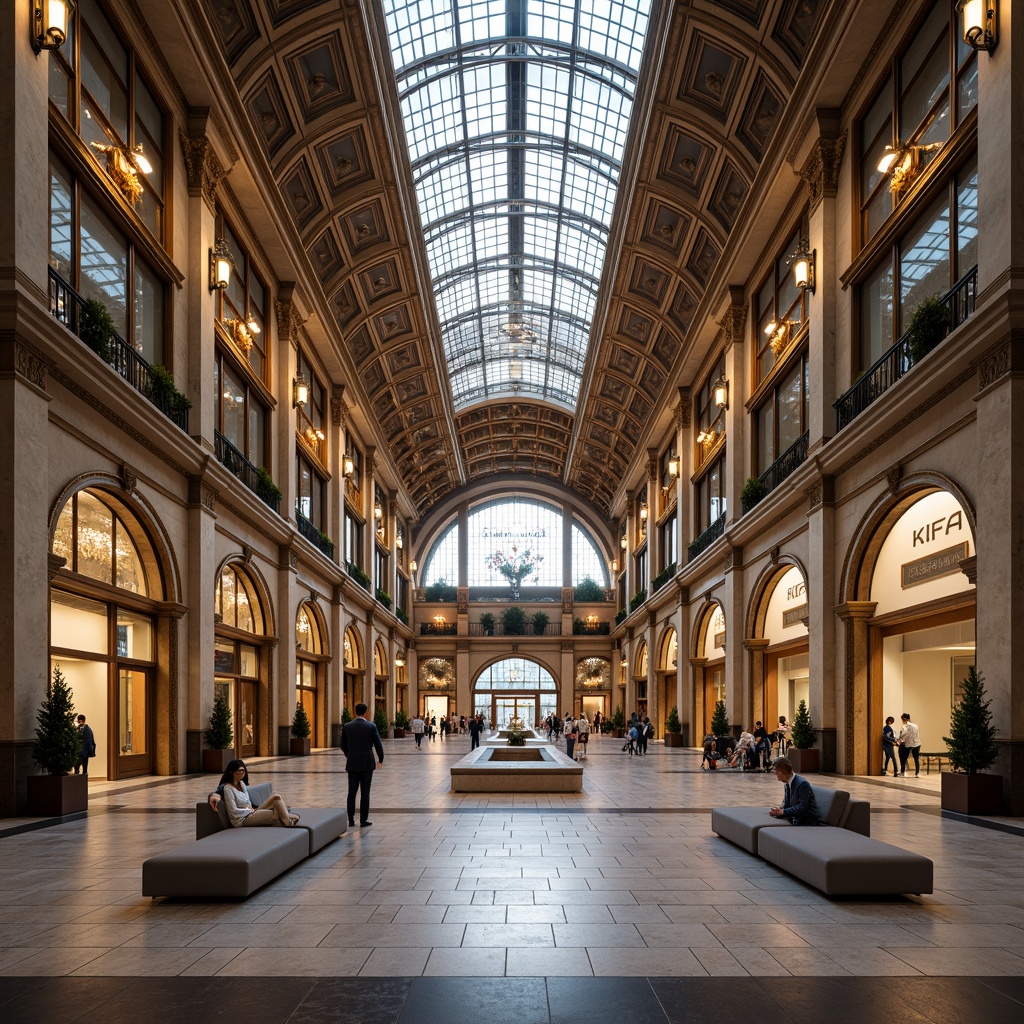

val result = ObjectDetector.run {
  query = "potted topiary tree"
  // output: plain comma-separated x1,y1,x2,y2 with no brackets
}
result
573,577,605,602
373,706,389,740
341,705,353,725
664,705,684,747
787,699,818,773
290,702,312,756
27,665,88,816
203,691,235,773
393,710,410,738
479,612,496,636
611,705,625,738
710,699,730,751
532,610,549,635
941,667,1002,815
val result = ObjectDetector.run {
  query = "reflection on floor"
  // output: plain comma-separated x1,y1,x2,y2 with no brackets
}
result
3,736,1024,1004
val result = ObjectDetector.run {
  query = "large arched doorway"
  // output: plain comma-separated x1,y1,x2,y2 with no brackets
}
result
215,562,273,759
692,602,726,737
657,627,678,740
373,638,388,718
342,624,363,717
747,563,809,736
296,602,328,747
840,482,976,774
633,639,648,719
49,485,170,780
474,658,558,729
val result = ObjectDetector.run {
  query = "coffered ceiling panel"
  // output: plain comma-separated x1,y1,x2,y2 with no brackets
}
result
205,0,821,519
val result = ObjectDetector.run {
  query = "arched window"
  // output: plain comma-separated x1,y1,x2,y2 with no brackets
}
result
422,497,609,587
473,657,558,730
296,602,326,747
50,487,163,780
215,563,268,759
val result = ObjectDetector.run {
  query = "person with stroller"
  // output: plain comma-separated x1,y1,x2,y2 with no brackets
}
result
727,730,756,769
702,736,722,769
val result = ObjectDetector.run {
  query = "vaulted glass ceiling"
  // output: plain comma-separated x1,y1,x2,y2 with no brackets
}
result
382,0,652,411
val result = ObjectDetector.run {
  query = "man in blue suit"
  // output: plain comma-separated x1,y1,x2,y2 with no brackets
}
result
340,702,384,828
768,757,819,825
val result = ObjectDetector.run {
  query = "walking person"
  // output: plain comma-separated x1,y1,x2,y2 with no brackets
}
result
469,714,484,750
565,716,577,760
638,717,652,755
429,715,437,742
440,715,448,742
74,714,96,775
576,714,590,760
898,712,921,777
340,702,384,828
411,712,425,749
881,716,898,776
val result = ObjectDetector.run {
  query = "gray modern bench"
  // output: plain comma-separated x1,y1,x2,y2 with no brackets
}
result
142,782,347,899
712,784,932,896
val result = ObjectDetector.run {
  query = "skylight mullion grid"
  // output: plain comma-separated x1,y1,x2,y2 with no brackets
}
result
383,0,651,409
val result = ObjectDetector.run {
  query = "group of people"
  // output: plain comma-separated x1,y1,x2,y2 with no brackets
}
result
410,712,489,749
542,712,592,760
702,718,788,771
882,713,921,777
623,713,653,755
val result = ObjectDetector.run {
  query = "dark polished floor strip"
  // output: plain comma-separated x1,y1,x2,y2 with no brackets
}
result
2,976,1021,1024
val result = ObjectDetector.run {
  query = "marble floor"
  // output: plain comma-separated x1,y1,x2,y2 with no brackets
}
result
2,734,1023,1019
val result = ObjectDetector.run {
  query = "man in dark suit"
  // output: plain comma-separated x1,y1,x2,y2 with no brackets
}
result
340,703,384,828
75,715,96,775
768,757,819,825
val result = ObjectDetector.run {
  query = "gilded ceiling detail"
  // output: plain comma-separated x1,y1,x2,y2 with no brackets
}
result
205,0,820,516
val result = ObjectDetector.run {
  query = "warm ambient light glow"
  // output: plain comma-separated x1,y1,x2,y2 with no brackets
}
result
877,144,902,175
957,0,997,52
209,239,233,291
293,374,310,408
609,559,619,573
32,0,74,52
712,377,728,410
792,244,815,294
639,502,648,521
668,456,679,478
409,559,417,572
343,454,355,478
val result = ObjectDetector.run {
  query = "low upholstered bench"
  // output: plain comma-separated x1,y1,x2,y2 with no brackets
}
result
195,782,348,856
141,782,347,899
758,826,933,895
711,786,868,855
712,784,931,896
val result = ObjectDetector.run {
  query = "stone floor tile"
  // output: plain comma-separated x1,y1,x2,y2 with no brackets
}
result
463,922,554,947
189,921,334,948
442,906,507,923
505,947,593,976
587,947,707,976
552,923,645,947
214,946,372,976
422,947,506,976
358,946,430,976
68,946,210,976
322,922,466,948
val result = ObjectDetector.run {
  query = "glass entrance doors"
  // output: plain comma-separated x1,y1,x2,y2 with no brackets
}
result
115,668,151,777
494,696,538,730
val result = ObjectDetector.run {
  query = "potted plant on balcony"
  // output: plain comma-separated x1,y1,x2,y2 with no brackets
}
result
27,665,88,816
906,294,950,363
203,691,235,773
941,667,1002,815
79,298,115,362
479,612,496,636
501,605,528,636
290,702,311,756
393,710,410,739
573,577,605,602
787,699,818,773
664,706,684,747
532,610,549,635
424,577,456,602
741,476,767,514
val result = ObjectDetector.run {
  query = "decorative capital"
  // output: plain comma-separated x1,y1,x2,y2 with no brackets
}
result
242,545,254,565
178,127,227,213
677,387,691,428
120,463,138,495
719,293,747,350
276,296,306,348
331,384,348,426
799,128,847,209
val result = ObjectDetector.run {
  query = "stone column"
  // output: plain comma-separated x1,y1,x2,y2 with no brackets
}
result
277,546,298,754
645,448,659,581
835,600,877,775
644,613,658,733
720,287,747,523
806,477,838,771
744,637,771,728
690,658,708,741
329,584,344,747
971,11,1024,814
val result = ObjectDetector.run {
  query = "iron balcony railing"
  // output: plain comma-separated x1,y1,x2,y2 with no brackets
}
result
834,265,978,431
344,560,371,590
295,510,335,560
687,512,726,563
759,432,809,496
468,621,562,637
214,431,281,514
48,268,190,433
420,622,458,636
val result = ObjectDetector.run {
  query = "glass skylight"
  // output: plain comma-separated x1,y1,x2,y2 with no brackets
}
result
382,0,651,411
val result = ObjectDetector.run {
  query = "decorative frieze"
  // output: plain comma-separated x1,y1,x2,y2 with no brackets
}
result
14,340,47,390
975,339,1010,391
178,128,227,213
799,128,847,209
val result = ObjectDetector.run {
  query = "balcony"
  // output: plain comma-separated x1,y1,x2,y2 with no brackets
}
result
48,269,190,432
468,621,563,637
651,563,677,594
295,510,334,560
834,266,977,431
420,621,457,636
687,513,726,563
345,561,371,591
759,432,809,497
214,432,281,514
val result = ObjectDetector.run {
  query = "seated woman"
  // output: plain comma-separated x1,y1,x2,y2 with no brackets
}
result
218,760,299,827
727,731,756,768
702,738,722,769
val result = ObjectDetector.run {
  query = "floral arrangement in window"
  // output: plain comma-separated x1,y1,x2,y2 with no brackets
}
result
485,544,543,600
